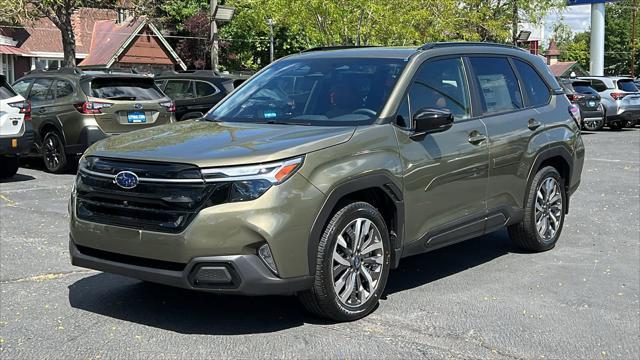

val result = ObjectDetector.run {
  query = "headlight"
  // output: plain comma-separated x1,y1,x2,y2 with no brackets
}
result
202,156,303,202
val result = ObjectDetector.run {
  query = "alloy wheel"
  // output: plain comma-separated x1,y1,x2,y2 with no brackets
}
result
535,177,563,241
583,118,604,131
331,218,385,307
44,134,63,171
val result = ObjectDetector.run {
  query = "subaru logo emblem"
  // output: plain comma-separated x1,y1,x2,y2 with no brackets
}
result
134,103,143,110
114,171,139,189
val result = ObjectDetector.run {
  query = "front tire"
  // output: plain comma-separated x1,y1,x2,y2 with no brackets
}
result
299,202,391,321
508,166,566,252
0,156,19,178
42,131,68,173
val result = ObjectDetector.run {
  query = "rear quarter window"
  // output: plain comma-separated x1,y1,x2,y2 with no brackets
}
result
0,83,16,100
89,78,164,100
618,80,638,92
513,59,550,107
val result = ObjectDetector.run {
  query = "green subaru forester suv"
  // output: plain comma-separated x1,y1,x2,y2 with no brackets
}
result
70,43,585,321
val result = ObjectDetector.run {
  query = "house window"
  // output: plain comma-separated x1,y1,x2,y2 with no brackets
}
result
0,54,15,83
31,58,63,71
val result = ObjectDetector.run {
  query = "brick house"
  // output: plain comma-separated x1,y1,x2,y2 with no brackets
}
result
0,8,185,83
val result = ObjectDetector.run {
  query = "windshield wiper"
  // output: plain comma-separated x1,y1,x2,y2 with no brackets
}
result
261,120,312,126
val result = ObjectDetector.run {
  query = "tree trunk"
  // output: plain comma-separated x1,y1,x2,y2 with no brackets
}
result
512,0,518,45
60,26,76,67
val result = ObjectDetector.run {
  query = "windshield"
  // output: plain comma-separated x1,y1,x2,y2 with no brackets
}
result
618,79,638,92
206,58,406,126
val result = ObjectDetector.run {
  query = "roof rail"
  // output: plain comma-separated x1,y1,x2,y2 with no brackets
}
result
300,45,377,53
26,67,84,75
418,42,526,52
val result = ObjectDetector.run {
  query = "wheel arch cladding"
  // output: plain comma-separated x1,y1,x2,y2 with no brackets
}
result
307,173,404,275
527,146,572,213
40,122,66,144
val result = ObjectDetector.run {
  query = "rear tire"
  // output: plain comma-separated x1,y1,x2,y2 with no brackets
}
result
299,201,391,322
508,166,566,252
42,131,68,173
624,119,637,128
582,118,604,131
609,122,623,130
0,156,19,179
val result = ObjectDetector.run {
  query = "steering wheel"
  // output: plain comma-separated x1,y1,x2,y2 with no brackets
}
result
352,108,377,117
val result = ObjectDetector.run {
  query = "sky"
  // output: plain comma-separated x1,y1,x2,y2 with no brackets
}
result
544,4,592,40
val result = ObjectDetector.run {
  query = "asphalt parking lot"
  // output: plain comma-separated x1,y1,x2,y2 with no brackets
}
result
0,128,638,359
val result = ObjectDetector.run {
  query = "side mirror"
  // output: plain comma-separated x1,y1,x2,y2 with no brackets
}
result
411,108,454,136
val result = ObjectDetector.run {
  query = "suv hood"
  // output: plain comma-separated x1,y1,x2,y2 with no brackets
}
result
88,120,355,167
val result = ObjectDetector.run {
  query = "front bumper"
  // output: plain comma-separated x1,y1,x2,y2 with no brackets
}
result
70,240,313,295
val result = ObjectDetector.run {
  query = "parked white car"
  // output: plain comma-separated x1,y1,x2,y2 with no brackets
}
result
579,76,640,129
0,74,33,178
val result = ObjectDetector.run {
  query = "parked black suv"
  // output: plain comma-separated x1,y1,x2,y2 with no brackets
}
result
558,78,605,131
154,70,247,121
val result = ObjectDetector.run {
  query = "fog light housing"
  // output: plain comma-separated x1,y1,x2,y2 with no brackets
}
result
258,243,278,275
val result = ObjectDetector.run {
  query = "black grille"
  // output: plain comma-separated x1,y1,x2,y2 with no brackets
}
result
76,157,231,233
76,244,186,271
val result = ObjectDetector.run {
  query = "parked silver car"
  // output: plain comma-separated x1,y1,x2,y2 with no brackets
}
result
579,76,640,129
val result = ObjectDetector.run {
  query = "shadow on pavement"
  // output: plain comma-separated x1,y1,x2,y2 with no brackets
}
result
68,229,519,334
0,173,35,183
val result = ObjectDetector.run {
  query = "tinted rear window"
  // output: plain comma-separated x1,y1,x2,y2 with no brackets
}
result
573,84,598,95
618,80,638,92
0,83,16,100
89,78,164,100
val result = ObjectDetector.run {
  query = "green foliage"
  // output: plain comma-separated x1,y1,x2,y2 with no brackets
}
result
604,0,638,75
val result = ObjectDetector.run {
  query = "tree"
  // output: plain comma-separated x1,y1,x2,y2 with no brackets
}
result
4,0,124,67
605,0,639,75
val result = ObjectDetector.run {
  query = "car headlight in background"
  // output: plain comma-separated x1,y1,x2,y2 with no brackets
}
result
202,156,303,202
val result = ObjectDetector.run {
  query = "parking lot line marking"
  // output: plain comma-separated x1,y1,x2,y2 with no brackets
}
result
0,194,16,206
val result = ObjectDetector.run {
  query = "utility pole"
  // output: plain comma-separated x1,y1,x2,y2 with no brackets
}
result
267,18,275,63
590,3,605,76
511,0,518,45
210,0,219,72
632,0,638,77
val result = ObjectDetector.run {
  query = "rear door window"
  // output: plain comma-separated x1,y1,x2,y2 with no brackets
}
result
0,82,16,100
163,80,194,100
89,78,164,100
195,81,219,98
618,80,638,92
55,80,74,98
30,78,54,101
469,57,523,115
513,59,550,107
12,79,33,98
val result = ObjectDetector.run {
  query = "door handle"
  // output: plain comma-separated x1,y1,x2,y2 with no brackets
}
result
468,132,487,144
528,118,542,130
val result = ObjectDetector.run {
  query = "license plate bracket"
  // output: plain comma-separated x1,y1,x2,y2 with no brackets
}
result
127,111,146,123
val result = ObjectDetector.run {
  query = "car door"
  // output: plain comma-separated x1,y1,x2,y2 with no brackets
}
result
162,79,195,120
193,80,224,117
467,56,550,232
393,56,489,251
27,77,55,146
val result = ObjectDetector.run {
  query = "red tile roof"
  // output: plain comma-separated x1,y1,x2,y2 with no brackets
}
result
0,44,25,55
78,17,145,67
549,61,578,76
12,8,117,56
545,40,561,56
